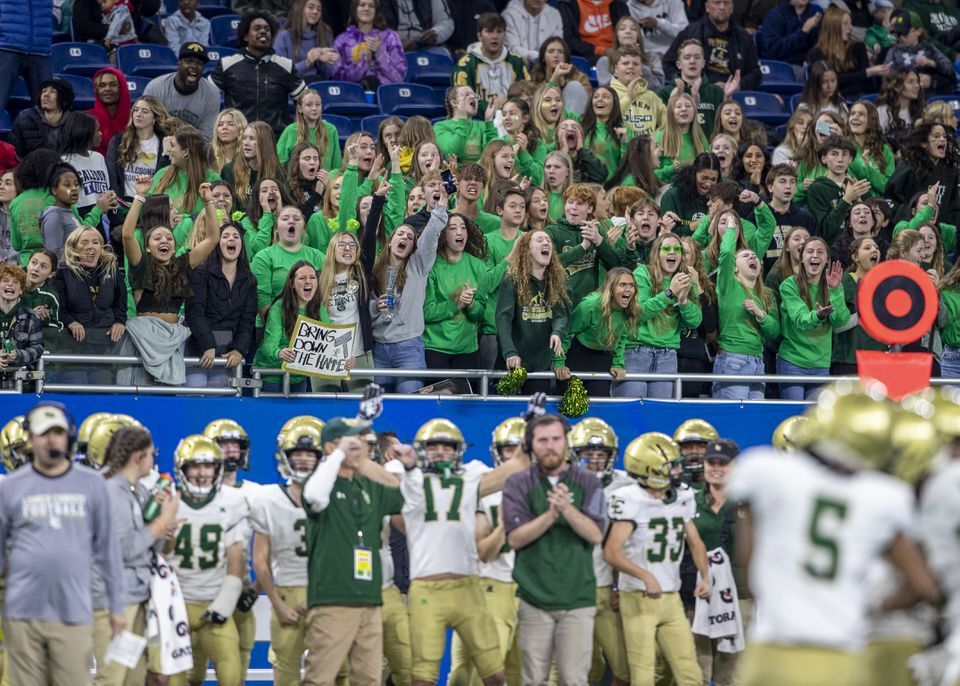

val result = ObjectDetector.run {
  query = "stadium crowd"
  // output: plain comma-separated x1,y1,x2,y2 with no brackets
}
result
0,0,960,399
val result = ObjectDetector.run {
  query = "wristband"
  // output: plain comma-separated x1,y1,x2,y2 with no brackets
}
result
133,195,145,204
665,289,676,300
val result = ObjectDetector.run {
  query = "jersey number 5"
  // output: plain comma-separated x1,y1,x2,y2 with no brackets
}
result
804,496,848,581
423,476,464,522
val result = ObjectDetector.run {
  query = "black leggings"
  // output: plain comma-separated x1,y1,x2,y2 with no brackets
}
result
424,349,480,370
564,338,613,397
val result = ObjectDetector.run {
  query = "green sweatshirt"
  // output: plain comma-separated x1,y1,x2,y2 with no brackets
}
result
832,272,886,365
306,165,362,251
11,190,56,267
433,118,499,165
778,277,850,369
544,218,621,305
555,291,629,368
893,206,958,254
149,168,221,215
805,176,851,244
628,265,702,350
481,228,519,334
250,243,327,321
276,120,342,169
547,191,565,223
423,252,493,354
692,203,777,274
941,286,960,348
253,303,329,385
854,143,896,195
656,79,725,136
241,212,276,258
496,274,569,372
717,228,781,356
659,186,707,235
654,129,706,184
585,125,625,180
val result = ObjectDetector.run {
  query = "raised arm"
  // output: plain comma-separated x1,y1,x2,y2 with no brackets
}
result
188,183,220,268
123,175,154,267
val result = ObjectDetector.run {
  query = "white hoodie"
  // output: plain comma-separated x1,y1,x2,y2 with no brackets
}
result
502,0,564,63
626,0,689,58
465,43,521,100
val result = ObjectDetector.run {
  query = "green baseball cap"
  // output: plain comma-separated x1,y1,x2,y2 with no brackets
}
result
321,417,368,445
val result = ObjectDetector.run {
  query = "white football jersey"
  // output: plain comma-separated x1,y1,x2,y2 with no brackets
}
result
594,470,635,587
249,484,308,588
919,460,960,628
226,479,261,585
171,488,249,603
477,490,514,583
381,516,395,590
727,448,913,651
401,459,487,579
608,482,696,593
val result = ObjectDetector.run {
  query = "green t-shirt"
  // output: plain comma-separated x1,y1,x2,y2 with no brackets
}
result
433,118,498,166
716,228,781,356
149,167,222,215
10,189,55,267
250,243,327,322
941,286,960,348
276,120,343,169
629,265,702,350
423,252,494,354
557,291,631,368
303,464,403,607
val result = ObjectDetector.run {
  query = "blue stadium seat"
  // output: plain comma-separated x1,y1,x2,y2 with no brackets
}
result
52,43,110,78
789,93,803,113
210,15,241,48
0,109,11,136
324,114,356,145
204,46,237,75
125,76,153,98
733,91,788,125
759,60,802,95
308,81,378,116
927,94,960,111
56,74,95,110
198,4,234,18
857,93,880,103
405,51,454,87
570,55,591,77
378,83,445,117
116,44,178,78
361,114,405,134
7,79,32,111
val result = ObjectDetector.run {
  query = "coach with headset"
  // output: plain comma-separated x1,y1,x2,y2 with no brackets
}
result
0,402,125,686
502,413,606,686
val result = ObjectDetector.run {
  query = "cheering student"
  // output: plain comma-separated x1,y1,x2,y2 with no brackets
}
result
806,136,872,243
221,121,285,208
276,88,342,169
149,126,221,215
434,86,498,166
777,237,850,400
832,237,886,376
765,225,811,308
659,153,722,233
554,267,640,397
655,91,709,184
763,165,816,274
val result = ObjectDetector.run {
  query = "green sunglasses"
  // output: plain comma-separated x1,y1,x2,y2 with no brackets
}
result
660,245,683,255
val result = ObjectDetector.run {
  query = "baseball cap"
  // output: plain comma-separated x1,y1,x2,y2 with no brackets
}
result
27,404,71,436
891,9,915,35
321,417,368,445
703,439,740,462
179,42,210,63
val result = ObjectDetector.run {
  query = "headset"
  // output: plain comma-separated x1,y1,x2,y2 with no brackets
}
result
522,414,573,455
23,401,78,457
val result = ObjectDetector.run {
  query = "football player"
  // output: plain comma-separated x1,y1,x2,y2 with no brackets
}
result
396,416,531,686
251,416,324,686
76,412,112,466
570,417,632,686
770,416,808,452
604,432,710,686
727,382,937,686
167,434,248,686
0,415,29,473
204,418,260,681
672,419,719,489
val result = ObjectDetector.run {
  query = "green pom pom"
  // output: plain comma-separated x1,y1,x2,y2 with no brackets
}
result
559,376,590,418
231,210,246,223
346,218,361,232
497,367,527,396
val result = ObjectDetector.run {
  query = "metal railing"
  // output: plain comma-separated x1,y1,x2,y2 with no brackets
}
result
2,356,951,401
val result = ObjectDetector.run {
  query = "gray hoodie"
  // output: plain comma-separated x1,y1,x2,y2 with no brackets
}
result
370,204,447,344
39,205,79,260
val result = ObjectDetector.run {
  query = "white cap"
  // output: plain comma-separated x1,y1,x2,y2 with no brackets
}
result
871,0,894,9
27,405,70,435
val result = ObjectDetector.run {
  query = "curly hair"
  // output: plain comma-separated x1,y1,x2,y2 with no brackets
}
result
901,123,960,177
877,70,925,132
674,153,721,203
507,230,569,311
679,236,715,304
850,100,888,168
438,212,488,261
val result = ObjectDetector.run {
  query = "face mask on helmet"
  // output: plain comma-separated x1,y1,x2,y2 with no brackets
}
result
575,447,614,476
175,435,224,500
414,419,465,474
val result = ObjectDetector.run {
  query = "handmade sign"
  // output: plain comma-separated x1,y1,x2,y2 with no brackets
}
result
282,316,357,380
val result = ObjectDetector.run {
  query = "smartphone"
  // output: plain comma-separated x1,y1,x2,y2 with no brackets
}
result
815,120,832,138
115,197,131,209
440,169,457,195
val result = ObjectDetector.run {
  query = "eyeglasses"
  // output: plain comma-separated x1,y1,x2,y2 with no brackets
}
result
337,241,359,250
660,245,683,255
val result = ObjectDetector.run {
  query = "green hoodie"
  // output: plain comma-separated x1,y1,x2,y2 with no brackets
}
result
548,191,565,223
691,203,777,274
496,274,569,372
254,303,330,385
544,218,622,305
656,79,725,135
778,276,850,369
423,251,494,354
481,228,519,335
148,168,221,215
892,205,958,254
832,272,886,365
11,190,55,267
628,265,702,350
716,227,781,356
555,291,630,368
241,212,276,259
940,285,960,348
433,118,499,166
654,129,707,184
585,125,625,181
659,186,707,235
276,120,342,169
805,176,851,244
306,165,363,251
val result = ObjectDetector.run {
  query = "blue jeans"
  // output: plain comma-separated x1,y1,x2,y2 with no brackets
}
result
373,336,425,394
0,49,52,110
941,346,960,378
777,356,828,400
612,346,677,399
712,351,765,400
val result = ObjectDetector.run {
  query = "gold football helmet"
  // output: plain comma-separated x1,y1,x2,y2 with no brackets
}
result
77,412,113,460
624,432,678,490
673,419,719,446
889,401,942,485
85,417,129,471
279,417,324,481
0,416,29,473
174,434,224,499
204,419,251,471
916,386,960,442
490,417,526,465
570,417,618,476
803,380,895,471
771,416,810,452
413,418,465,472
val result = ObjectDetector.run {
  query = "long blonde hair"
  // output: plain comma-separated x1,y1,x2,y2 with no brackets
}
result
597,267,640,350
63,226,117,280
680,236,716,304
212,109,248,172
479,140,514,203
662,91,707,160
543,150,574,194
317,231,367,308
232,122,283,201
531,84,564,142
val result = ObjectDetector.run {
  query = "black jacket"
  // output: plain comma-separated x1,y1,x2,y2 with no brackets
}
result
381,0,433,33
806,43,875,98
52,263,127,329
11,108,75,159
186,259,258,357
664,17,761,90
210,49,307,137
556,0,629,61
